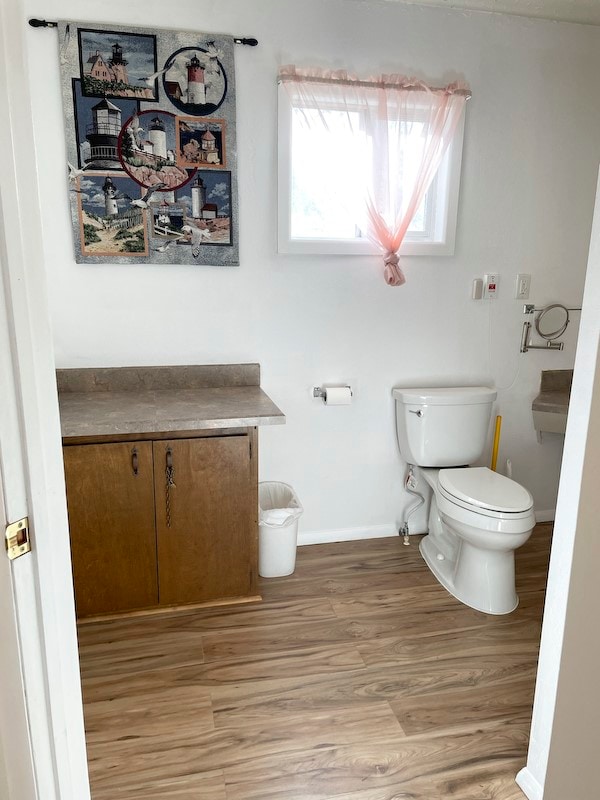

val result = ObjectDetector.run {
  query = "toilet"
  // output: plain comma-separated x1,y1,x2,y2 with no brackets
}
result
393,386,535,614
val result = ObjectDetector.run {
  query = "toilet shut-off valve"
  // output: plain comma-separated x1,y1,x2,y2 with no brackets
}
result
400,523,410,547
399,466,425,546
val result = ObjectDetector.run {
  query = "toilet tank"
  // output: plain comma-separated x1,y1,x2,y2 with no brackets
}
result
393,386,497,467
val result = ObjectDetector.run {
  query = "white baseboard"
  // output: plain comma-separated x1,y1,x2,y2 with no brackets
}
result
516,767,543,800
298,523,397,547
298,509,554,547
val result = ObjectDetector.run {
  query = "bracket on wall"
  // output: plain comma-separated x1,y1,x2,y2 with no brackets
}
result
520,321,564,353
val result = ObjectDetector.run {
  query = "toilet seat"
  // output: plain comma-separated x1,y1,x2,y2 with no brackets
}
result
438,467,534,518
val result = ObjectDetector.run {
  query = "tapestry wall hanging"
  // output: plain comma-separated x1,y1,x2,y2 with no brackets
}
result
58,21,238,266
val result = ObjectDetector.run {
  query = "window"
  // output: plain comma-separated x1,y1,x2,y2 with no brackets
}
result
278,83,466,256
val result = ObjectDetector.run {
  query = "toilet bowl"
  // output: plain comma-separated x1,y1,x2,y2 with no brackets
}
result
419,467,535,614
393,386,536,615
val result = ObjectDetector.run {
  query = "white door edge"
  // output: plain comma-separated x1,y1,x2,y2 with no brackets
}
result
0,466,38,800
0,3,90,799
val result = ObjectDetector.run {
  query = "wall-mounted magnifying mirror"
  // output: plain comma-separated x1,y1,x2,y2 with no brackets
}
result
535,303,570,340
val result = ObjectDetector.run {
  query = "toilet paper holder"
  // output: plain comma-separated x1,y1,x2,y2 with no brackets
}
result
313,385,353,402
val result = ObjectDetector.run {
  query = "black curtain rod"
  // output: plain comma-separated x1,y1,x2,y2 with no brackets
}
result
28,19,258,45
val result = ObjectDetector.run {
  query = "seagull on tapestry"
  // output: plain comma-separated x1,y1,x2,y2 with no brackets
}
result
202,42,225,75
203,40,224,74
138,66,170,87
152,237,184,253
181,224,212,257
127,112,145,149
129,184,167,210
67,162,92,184
205,41,224,59
109,191,131,204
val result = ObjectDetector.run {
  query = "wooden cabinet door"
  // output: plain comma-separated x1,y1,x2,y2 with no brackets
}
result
154,435,256,606
63,442,158,617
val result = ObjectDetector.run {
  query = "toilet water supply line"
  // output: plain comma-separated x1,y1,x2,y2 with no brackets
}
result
399,465,426,546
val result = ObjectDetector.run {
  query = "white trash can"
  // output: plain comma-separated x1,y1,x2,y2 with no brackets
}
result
258,482,303,578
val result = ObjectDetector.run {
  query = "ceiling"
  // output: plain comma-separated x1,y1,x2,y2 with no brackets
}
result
384,0,600,26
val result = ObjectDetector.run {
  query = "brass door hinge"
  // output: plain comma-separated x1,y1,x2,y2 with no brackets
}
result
5,517,31,560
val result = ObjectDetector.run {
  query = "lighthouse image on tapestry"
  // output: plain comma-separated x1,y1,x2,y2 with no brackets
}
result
176,117,226,169
150,171,233,246
78,28,159,100
71,79,141,171
163,46,227,115
119,110,192,190
74,173,148,257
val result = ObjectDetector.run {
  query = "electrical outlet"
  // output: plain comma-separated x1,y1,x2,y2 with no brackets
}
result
515,273,531,299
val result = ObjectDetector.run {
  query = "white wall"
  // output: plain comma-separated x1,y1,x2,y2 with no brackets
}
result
24,0,600,539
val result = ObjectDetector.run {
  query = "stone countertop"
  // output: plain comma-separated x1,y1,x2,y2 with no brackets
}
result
59,386,285,438
532,369,573,415
531,390,570,415
58,365,286,439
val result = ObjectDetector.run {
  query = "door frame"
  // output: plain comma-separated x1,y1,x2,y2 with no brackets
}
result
0,2,90,798
1,2,600,799
516,175,600,799
0,414,37,800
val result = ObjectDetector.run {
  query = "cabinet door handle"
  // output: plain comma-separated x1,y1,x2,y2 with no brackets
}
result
165,448,176,485
165,447,176,528
131,447,139,476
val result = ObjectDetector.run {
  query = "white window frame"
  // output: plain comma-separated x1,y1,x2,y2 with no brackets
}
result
277,82,466,257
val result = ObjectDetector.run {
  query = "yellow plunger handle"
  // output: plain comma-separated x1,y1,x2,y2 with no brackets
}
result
491,415,502,472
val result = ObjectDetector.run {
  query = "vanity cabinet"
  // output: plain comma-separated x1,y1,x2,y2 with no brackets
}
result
64,441,158,617
63,429,258,618
153,435,255,607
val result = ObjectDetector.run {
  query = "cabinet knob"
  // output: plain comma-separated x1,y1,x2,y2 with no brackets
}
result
131,447,139,476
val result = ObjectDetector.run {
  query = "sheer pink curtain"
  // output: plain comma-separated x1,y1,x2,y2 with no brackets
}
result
280,67,469,286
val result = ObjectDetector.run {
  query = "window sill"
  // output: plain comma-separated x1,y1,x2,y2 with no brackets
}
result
278,238,456,257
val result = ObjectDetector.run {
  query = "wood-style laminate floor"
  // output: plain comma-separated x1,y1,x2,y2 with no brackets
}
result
78,523,552,800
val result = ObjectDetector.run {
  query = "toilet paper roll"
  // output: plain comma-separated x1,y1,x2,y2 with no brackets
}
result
324,386,352,405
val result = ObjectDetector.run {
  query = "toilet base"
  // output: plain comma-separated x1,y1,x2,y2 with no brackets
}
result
419,534,519,615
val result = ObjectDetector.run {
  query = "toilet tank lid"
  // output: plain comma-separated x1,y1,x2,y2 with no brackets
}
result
392,386,497,405
439,467,534,513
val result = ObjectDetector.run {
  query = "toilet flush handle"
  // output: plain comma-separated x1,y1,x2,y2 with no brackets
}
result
409,409,423,418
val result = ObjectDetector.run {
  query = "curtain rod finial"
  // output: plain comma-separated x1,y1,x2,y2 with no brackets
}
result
28,18,58,28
